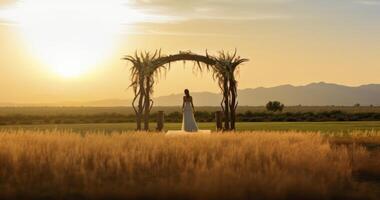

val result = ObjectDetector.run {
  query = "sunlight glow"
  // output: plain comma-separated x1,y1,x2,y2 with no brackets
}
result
0,0,158,77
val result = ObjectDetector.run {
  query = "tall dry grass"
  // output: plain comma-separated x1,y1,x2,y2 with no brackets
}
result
0,130,377,200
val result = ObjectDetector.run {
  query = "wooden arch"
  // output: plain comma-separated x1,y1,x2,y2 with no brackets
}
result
124,50,248,131
152,52,216,67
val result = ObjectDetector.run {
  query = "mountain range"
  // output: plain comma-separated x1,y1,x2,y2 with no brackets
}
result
153,82,380,106
2,82,380,106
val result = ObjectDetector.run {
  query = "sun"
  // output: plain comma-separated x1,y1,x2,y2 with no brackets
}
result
0,0,151,78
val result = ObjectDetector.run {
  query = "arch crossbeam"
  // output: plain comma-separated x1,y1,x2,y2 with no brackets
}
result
152,52,216,68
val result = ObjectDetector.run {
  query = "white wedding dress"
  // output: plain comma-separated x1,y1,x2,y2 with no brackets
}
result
181,101,199,132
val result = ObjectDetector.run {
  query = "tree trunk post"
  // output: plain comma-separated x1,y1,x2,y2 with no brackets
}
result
230,108,236,130
229,79,237,131
136,82,145,131
215,111,223,131
144,79,151,131
223,79,230,130
156,111,165,132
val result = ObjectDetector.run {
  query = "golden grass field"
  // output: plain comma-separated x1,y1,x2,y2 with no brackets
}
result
0,130,379,200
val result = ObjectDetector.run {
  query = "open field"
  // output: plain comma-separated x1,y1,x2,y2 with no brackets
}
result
1,106,380,116
0,130,379,200
2,106,380,126
2,121,380,133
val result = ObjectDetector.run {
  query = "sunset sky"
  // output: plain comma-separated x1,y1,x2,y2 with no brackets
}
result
0,0,379,104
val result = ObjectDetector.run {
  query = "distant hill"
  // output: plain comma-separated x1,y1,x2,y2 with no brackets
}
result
2,82,380,106
153,82,380,106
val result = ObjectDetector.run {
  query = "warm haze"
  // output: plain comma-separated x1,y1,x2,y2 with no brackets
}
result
1,1,380,199
0,0,379,104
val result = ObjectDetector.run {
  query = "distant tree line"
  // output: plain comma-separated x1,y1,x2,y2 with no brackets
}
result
2,110,380,125
236,110,380,122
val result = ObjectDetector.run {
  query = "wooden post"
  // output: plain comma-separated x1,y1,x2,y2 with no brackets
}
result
143,78,151,131
223,79,230,130
215,111,223,131
157,111,164,132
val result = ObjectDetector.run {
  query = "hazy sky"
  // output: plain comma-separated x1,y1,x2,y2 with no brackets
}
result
0,0,379,103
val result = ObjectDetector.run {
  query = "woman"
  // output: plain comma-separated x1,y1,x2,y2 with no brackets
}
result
182,89,199,132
